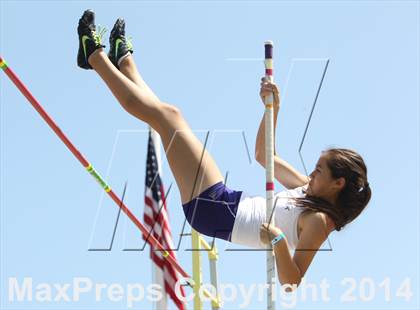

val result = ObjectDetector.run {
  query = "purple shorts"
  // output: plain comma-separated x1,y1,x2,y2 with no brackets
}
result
182,182,243,241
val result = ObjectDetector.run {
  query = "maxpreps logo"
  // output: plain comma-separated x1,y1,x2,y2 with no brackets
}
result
8,277,167,308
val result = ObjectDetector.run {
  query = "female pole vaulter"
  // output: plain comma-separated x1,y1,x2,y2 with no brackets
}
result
76,10,371,290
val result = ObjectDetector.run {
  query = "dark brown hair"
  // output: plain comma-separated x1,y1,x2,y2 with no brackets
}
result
292,148,371,231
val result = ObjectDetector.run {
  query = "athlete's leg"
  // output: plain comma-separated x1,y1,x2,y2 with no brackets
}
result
88,50,224,203
118,55,157,101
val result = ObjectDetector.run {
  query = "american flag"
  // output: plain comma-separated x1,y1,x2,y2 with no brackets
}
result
143,130,186,310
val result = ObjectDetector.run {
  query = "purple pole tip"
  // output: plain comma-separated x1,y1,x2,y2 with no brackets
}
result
264,41,273,59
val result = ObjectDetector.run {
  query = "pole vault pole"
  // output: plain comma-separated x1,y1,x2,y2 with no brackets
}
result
263,41,276,310
0,56,190,280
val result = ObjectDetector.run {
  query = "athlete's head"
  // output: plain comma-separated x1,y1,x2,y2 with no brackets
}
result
306,152,344,201
294,148,371,231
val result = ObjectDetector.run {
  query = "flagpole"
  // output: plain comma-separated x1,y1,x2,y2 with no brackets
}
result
150,127,168,310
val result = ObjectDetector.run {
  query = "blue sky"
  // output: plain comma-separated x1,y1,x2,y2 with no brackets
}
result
1,1,419,309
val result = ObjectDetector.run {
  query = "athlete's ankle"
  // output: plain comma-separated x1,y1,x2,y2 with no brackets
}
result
118,53,132,68
87,48,104,67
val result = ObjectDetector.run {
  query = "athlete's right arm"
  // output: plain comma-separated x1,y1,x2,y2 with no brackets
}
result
256,154,309,190
255,78,309,190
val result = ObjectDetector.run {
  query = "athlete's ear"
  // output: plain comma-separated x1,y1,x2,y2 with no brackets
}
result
334,177,346,191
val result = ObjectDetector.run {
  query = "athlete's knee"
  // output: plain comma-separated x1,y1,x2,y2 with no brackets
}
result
159,103,186,129
161,102,183,120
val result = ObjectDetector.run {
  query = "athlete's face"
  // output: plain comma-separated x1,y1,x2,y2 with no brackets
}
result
306,154,345,202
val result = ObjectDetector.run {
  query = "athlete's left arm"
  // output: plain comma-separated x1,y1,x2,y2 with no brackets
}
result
289,212,330,290
263,213,329,291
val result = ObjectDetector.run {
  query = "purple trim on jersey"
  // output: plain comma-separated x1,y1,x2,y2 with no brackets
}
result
182,182,243,241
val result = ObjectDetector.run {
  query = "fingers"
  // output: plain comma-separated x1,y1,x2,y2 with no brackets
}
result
259,77,280,107
259,223,272,245
260,77,279,94
260,83,279,93
259,228,268,244
260,222,270,231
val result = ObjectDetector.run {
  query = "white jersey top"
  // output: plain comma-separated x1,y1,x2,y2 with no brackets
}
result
231,184,308,251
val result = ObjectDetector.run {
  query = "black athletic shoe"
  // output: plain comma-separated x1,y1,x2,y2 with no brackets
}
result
77,9,106,69
108,18,133,68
